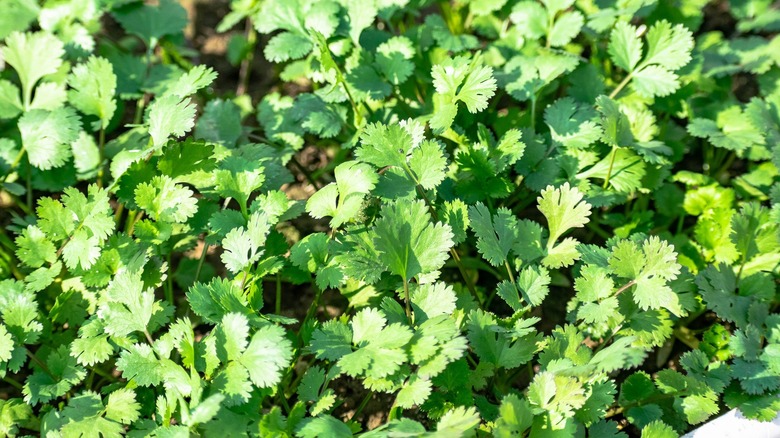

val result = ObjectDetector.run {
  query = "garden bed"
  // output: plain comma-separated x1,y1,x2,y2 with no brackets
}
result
1,0,779,437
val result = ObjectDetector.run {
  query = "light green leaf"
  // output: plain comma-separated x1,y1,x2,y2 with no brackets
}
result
537,182,592,247
19,108,80,170
67,56,117,128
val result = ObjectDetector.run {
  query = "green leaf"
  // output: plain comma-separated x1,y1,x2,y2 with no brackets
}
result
339,308,413,379
373,200,454,281
296,415,353,438
148,95,197,149
306,161,377,228
187,278,251,324
135,175,198,223
609,21,643,72
67,56,117,128
221,211,274,273
23,346,86,405
15,225,56,269
468,203,518,267
116,343,163,387
545,97,603,149
356,123,414,169
194,99,243,147
98,271,159,338
113,0,188,47
0,80,23,119
548,11,584,47
0,398,32,437
494,394,534,437
0,0,37,39
104,388,141,424
0,324,13,363
19,108,80,170
607,20,693,98
467,309,539,369
432,54,496,113
395,375,432,408
609,236,683,316
537,182,592,246
1,31,64,108
640,420,678,438
240,323,293,388
376,36,415,85
61,230,101,271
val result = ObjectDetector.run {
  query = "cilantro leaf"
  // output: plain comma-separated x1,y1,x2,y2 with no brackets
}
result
134,175,198,223
1,31,64,109
608,20,694,98
306,161,377,228
67,56,117,129
431,54,496,132
373,200,454,281
19,108,80,170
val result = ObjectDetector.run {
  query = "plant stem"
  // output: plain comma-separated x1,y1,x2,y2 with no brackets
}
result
609,71,634,99
236,20,257,97
165,253,174,306
602,146,618,189
3,376,23,390
399,161,481,304
194,242,210,284
97,127,106,188
290,155,320,189
614,280,636,297
352,391,374,420
26,348,55,380
143,329,155,346
403,277,412,324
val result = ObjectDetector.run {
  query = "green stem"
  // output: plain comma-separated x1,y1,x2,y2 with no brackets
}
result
165,254,174,306
609,71,634,99
602,146,618,189
399,161,482,304
26,348,55,380
403,278,412,324
97,127,106,188
194,242,210,285
25,161,32,208
236,20,257,97
3,376,23,390
352,391,373,420
143,329,155,347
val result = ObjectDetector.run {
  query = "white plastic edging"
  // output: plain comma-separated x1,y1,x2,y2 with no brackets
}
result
682,408,780,438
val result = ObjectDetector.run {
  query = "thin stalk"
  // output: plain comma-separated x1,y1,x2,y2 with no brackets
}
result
26,348,55,380
143,329,155,347
609,71,634,99
605,390,688,419
133,95,147,125
194,242,210,284
236,20,257,96
602,146,618,189
25,163,31,208
351,391,374,420
403,278,412,324
165,254,174,306
290,155,320,189
3,376,23,390
399,161,481,303
97,127,106,188
614,280,636,297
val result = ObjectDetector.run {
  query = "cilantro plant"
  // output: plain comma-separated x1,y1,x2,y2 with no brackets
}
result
1,0,779,437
